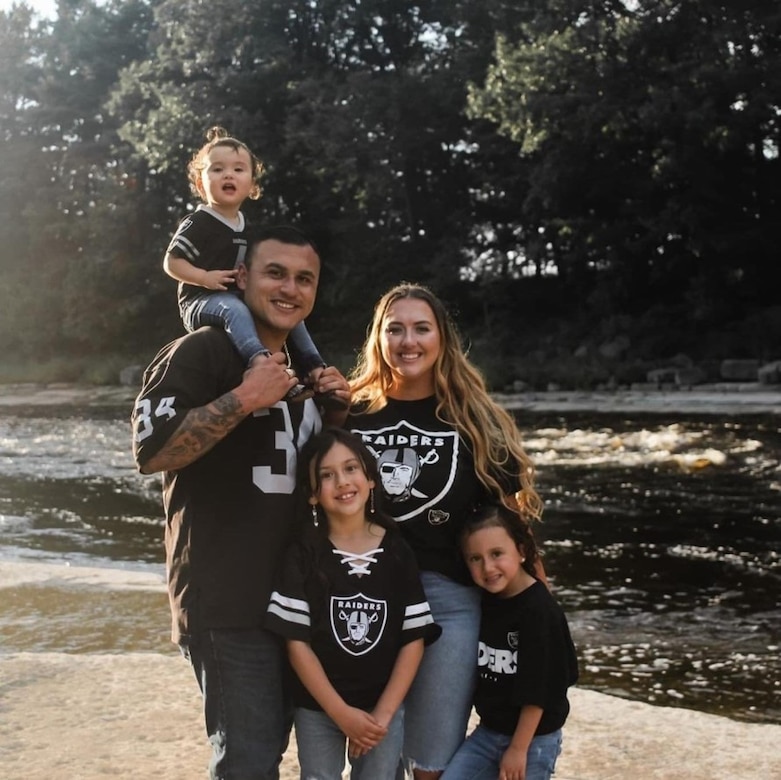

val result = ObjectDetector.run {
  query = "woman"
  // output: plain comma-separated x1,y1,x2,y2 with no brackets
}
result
347,283,544,779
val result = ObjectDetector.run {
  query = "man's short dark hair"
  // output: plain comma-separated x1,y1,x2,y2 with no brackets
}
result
245,225,322,267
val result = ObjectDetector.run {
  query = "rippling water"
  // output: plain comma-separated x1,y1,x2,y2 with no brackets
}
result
0,403,779,724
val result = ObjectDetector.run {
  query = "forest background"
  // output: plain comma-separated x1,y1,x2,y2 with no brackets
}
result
1,0,779,391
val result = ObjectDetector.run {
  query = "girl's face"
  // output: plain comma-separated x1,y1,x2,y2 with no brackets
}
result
310,442,375,523
380,298,441,395
197,145,255,214
463,525,533,598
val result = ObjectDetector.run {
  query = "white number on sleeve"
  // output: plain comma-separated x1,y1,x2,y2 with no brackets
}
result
134,396,177,442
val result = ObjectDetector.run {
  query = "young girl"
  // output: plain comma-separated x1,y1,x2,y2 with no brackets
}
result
266,428,440,779
442,504,578,780
164,125,338,405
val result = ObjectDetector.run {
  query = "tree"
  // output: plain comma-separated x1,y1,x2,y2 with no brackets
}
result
468,0,781,328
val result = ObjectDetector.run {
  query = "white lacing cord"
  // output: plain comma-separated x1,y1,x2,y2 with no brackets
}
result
332,547,384,576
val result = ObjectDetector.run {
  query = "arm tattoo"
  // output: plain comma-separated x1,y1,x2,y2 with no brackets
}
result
146,392,247,472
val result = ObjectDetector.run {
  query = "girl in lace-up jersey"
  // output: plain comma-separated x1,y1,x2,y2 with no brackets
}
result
266,428,441,780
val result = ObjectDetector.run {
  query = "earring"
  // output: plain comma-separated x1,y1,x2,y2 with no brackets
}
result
311,505,319,527
369,488,375,515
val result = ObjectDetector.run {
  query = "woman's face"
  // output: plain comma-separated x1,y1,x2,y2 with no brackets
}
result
380,297,442,393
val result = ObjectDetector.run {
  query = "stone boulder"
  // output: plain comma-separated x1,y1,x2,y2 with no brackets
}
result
720,359,759,381
758,360,781,385
119,365,144,387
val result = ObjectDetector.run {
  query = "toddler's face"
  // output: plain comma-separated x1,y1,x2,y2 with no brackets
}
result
198,145,255,209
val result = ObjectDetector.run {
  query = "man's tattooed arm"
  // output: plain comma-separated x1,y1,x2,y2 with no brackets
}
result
141,392,247,474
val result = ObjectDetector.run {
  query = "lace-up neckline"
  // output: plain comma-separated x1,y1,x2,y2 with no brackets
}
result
332,547,384,577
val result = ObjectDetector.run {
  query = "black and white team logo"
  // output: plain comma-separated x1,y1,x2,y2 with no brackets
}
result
352,421,459,522
507,631,519,650
331,594,388,657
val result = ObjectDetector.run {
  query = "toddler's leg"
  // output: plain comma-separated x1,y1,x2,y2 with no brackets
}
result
184,293,313,400
287,322,325,376
287,322,348,411
184,293,268,365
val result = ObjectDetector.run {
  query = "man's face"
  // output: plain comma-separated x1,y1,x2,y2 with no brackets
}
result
237,239,320,341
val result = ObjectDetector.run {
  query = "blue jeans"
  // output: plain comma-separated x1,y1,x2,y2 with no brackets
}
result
183,291,323,372
182,627,293,780
402,572,482,773
183,292,267,365
441,725,563,780
295,706,404,780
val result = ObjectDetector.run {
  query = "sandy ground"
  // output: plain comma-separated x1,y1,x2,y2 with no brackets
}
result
1,651,780,780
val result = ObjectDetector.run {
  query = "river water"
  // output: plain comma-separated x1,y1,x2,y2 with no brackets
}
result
0,400,778,725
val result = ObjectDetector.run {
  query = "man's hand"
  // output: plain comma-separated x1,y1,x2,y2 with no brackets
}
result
235,351,300,413
310,365,352,424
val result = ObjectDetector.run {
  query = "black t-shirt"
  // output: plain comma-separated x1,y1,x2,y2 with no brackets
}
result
266,527,440,710
166,205,249,312
132,326,322,643
474,580,579,736
348,397,520,583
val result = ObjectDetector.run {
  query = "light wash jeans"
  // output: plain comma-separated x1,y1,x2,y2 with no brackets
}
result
401,571,482,773
183,291,267,365
182,627,293,780
295,705,404,779
183,291,323,371
441,725,563,780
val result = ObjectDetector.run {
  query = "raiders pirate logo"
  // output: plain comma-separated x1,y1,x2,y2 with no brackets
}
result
351,420,459,522
330,593,388,657
507,631,519,650
428,509,450,526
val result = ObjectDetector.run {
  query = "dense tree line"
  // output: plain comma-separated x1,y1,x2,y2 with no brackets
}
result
1,0,779,387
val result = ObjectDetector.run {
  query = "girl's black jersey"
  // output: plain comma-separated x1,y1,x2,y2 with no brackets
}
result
266,526,440,711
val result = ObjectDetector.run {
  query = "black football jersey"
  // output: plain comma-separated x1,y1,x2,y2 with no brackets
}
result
167,205,249,311
267,528,440,710
132,327,321,642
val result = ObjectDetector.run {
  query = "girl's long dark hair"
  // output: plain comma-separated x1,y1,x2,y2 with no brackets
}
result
297,427,396,535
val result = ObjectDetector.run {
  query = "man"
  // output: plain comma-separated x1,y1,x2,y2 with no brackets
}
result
132,225,350,779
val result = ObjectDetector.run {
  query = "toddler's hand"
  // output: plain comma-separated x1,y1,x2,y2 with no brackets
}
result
202,268,238,290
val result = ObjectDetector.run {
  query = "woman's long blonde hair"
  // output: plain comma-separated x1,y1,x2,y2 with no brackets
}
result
349,283,542,522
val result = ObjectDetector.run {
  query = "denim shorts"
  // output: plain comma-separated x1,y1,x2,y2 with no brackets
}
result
402,571,482,772
441,725,563,780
